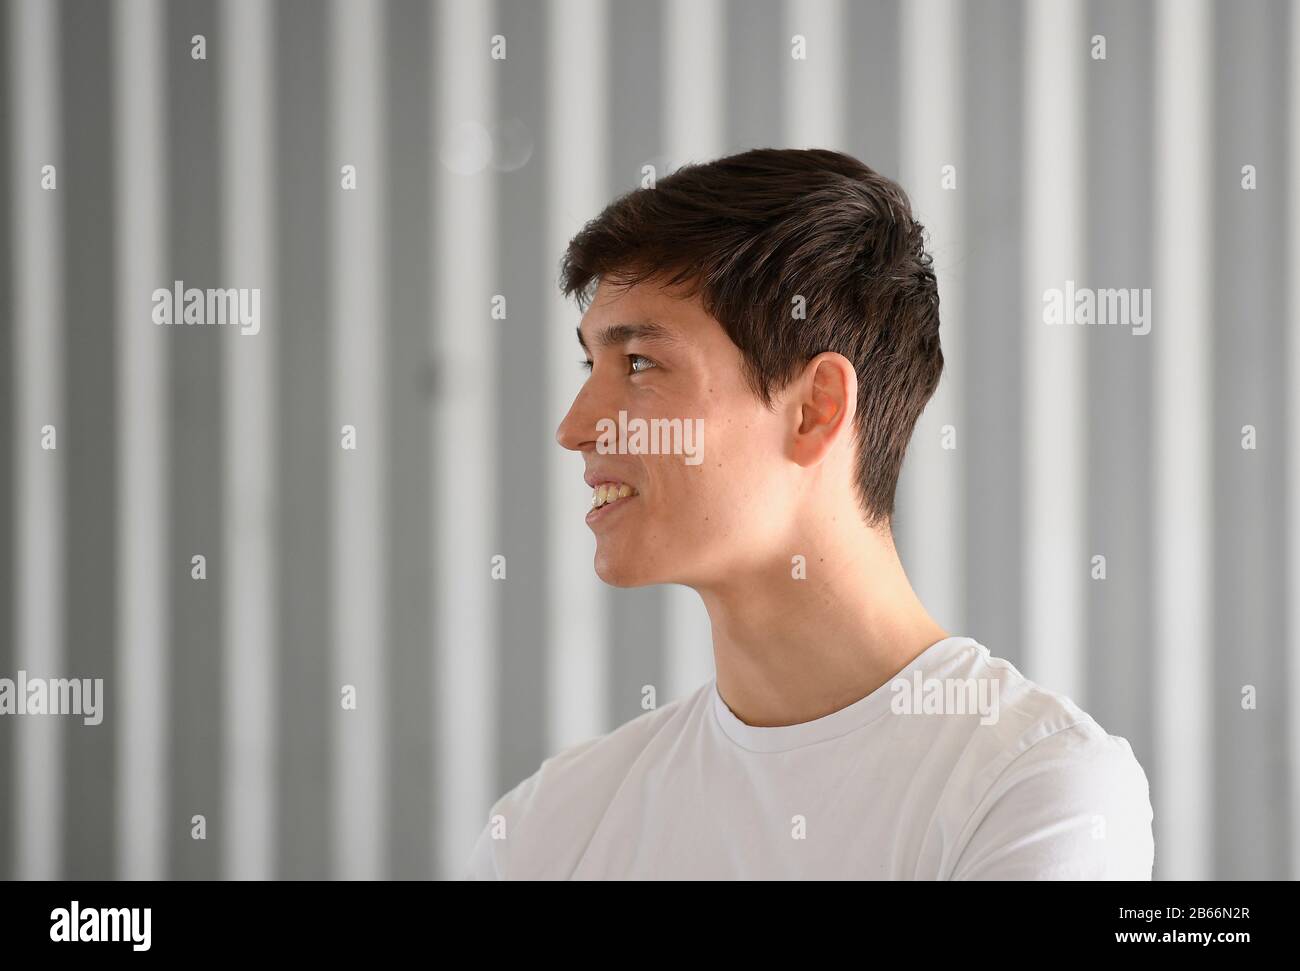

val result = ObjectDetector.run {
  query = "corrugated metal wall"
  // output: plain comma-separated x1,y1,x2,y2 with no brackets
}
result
1,0,1296,880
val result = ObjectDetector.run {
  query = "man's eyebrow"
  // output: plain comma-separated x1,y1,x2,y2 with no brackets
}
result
575,320,681,351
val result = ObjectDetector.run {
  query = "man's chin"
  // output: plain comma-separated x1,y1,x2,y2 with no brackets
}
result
593,550,659,588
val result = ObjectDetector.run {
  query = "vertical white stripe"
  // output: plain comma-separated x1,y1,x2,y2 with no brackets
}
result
662,0,723,702
114,0,167,881
434,0,496,875
1022,0,1085,702
547,0,609,748
1285,0,1300,883
783,0,844,150
665,0,724,169
899,0,964,633
221,0,276,880
1153,0,1212,880
331,0,387,879
11,0,64,881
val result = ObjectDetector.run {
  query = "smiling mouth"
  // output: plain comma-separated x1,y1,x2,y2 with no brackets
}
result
590,482,639,510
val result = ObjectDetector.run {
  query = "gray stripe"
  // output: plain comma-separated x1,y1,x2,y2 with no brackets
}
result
844,0,900,181
1212,0,1290,880
384,0,434,880
960,0,1023,668
59,0,118,880
493,0,547,797
726,0,785,154
273,0,332,879
1083,0,1155,768
165,0,223,880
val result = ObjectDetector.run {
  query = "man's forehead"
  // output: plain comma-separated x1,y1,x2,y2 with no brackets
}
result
578,280,704,345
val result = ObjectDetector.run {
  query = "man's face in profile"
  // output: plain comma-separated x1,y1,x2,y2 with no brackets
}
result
556,278,800,590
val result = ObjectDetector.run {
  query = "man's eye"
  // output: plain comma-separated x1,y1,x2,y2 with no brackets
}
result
629,354,657,373
579,358,593,372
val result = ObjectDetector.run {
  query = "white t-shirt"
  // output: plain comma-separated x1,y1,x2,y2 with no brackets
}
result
465,635,1155,879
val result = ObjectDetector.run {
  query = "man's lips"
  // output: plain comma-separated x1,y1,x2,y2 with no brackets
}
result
583,469,637,489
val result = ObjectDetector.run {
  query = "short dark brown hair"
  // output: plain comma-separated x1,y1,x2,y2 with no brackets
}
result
559,147,943,527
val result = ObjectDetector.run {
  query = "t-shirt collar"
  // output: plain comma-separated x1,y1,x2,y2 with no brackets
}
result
710,635,980,753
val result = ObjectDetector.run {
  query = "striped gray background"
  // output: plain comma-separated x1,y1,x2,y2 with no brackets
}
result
2,0,1297,880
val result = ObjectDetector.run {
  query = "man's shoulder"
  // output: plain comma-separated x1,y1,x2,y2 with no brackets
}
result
466,681,710,879
925,641,1154,878
947,641,1141,772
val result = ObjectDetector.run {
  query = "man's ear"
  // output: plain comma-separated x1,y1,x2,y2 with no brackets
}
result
791,352,857,468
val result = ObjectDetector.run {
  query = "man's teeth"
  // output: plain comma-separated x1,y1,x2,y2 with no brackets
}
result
590,483,637,509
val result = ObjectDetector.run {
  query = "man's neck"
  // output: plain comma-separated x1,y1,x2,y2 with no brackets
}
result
696,519,949,729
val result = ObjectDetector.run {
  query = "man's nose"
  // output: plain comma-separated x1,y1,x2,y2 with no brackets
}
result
555,383,601,452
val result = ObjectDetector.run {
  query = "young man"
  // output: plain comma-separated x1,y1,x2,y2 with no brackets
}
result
466,148,1154,880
